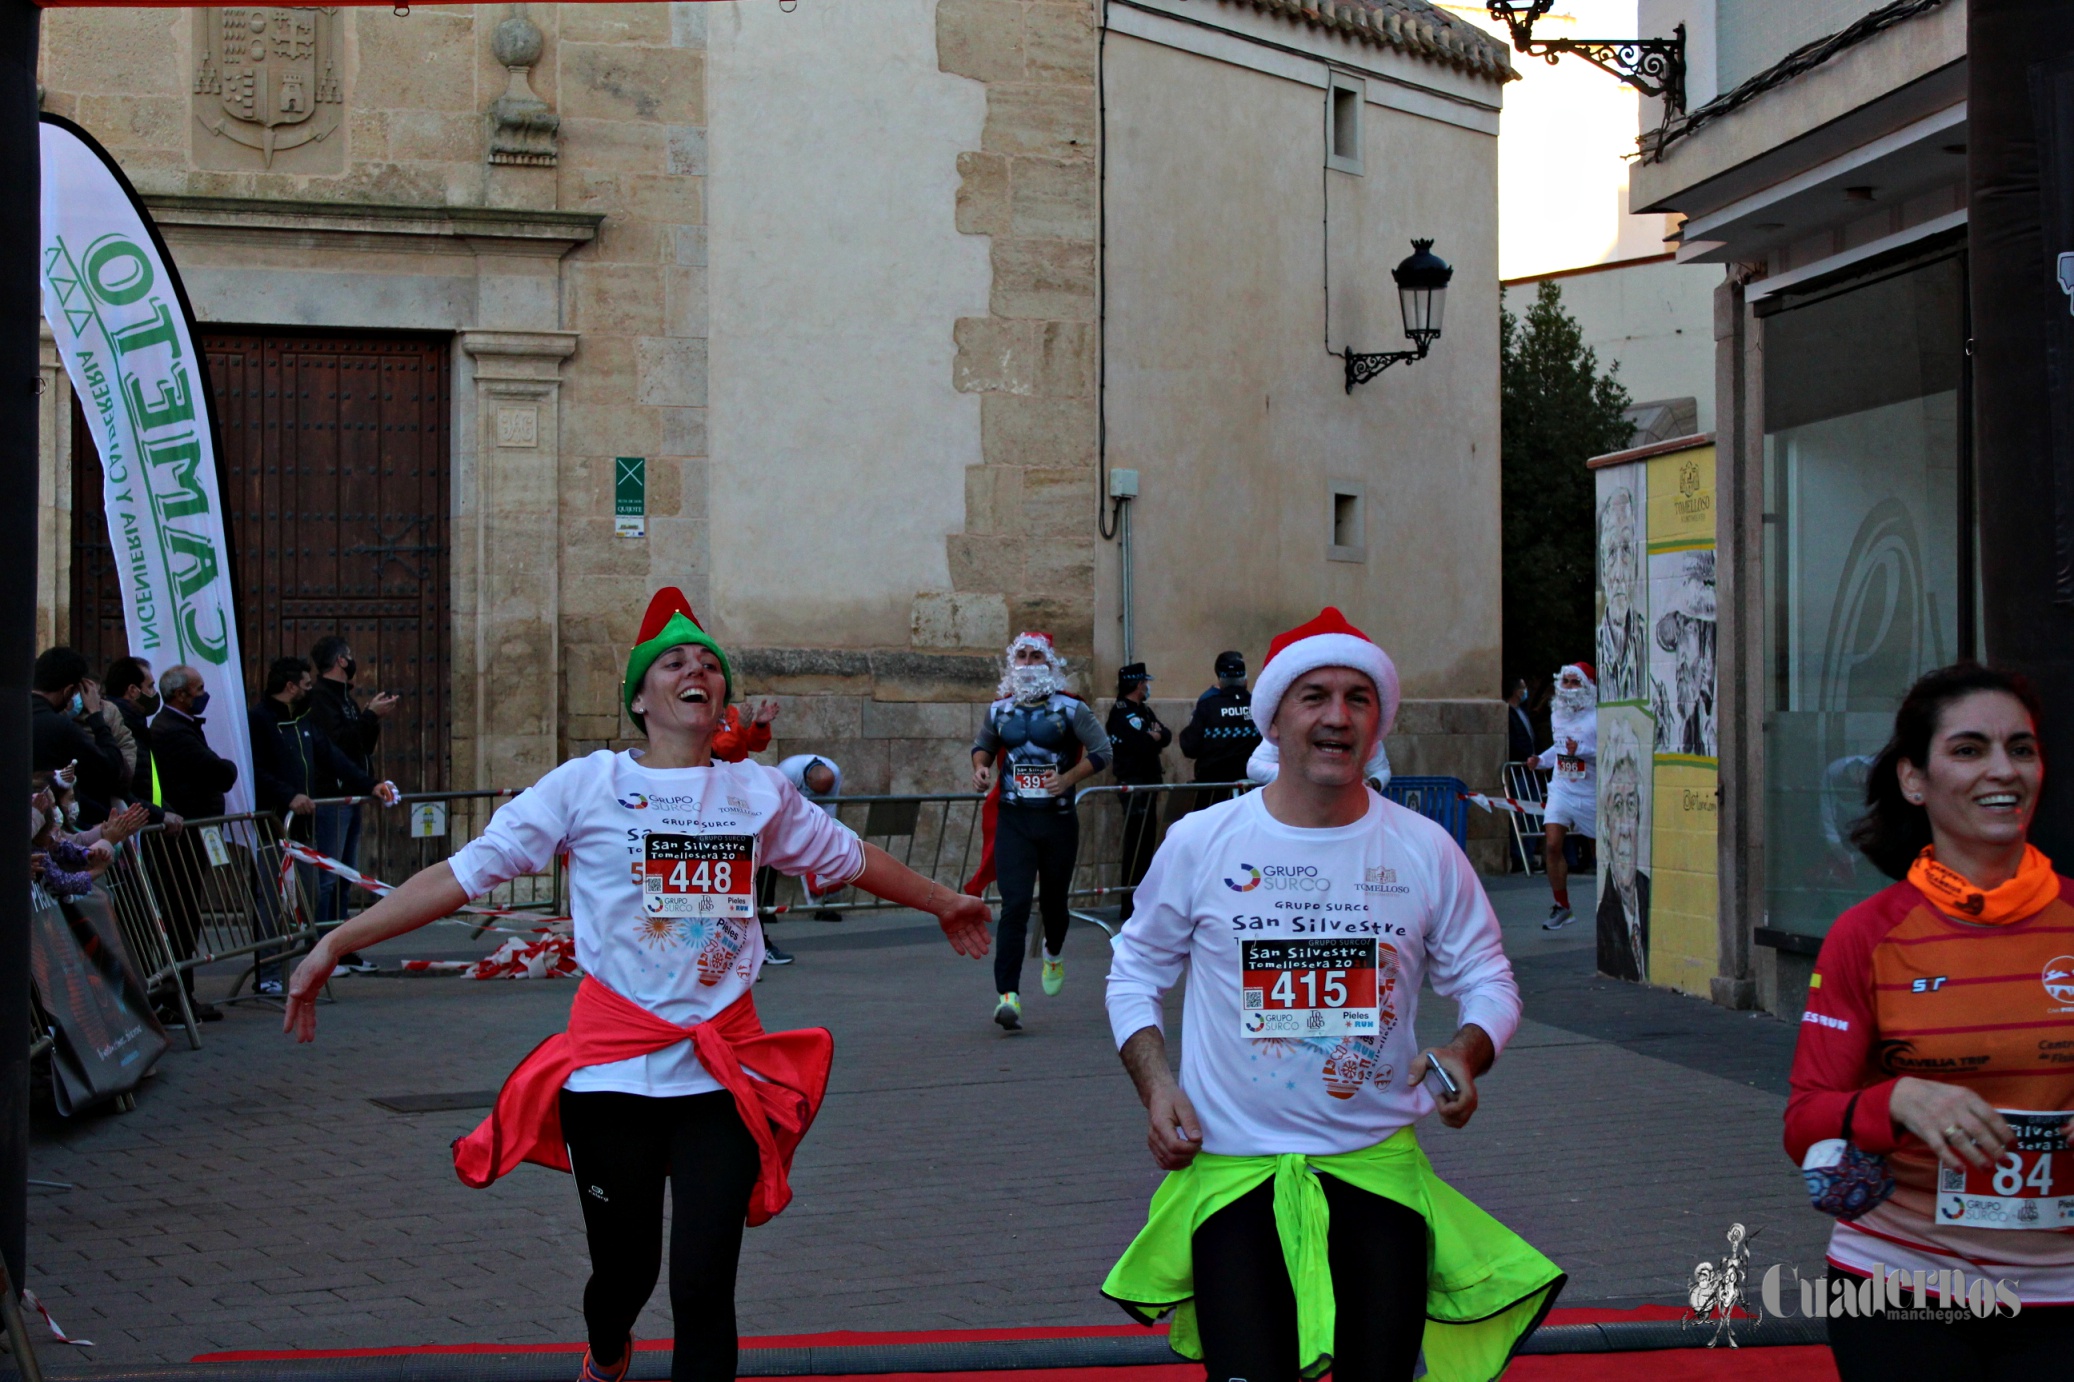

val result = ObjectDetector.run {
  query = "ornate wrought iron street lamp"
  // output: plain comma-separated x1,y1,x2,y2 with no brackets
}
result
1486,2,1687,115
1342,239,1453,393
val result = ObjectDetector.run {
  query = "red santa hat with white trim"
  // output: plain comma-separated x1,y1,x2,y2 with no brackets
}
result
1245,607,1400,784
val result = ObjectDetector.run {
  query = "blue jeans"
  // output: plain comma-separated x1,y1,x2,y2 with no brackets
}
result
314,802,362,925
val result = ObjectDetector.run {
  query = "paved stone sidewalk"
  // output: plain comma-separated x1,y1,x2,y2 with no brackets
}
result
24,876,1827,1363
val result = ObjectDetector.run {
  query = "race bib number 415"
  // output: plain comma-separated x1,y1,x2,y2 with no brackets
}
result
643,833,756,920
1239,938,1378,1039
1937,1111,2074,1230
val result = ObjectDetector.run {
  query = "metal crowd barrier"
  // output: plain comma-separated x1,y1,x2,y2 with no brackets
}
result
758,790,991,920
304,789,563,927
96,840,203,1048
130,810,318,1014
1065,781,1252,934
1501,760,1549,874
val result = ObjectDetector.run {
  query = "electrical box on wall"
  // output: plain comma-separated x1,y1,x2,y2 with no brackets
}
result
1109,468,1140,499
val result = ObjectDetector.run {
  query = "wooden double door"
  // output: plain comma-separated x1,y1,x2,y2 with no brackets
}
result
70,329,452,796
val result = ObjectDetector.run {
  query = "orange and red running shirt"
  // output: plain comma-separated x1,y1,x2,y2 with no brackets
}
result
1786,871,2074,1296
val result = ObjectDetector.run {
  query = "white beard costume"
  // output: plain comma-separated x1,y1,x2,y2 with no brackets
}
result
1539,666,1598,836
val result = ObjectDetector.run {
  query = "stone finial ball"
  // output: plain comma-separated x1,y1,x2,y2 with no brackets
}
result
492,15,544,68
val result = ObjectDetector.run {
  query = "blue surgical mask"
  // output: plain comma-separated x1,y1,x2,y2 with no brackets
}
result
190,691,211,715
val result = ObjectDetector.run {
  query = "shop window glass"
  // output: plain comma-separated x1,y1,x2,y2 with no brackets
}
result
1761,254,1965,938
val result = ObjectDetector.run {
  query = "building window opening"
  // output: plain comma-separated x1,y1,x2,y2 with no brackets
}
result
1330,486,1365,561
1327,78,1363,174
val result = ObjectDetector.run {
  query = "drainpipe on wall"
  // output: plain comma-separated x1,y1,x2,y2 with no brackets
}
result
1111,469,1138,665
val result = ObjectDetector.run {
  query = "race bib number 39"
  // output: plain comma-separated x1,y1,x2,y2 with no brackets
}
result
1239,938,1378,1039
1937,1111,2074,1230
1011,765,1054,800
643,833,756,920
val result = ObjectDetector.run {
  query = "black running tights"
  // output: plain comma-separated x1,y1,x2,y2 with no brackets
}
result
993,806,1079,994
1192,1175,1428,1382
558,1088,761,1382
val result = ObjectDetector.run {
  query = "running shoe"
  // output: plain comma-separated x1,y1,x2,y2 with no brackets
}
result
1542,904,1575,931
763,941,795,966
1041,953,1065,996
578,1340,633,1382
257,976,285,996
994,992,1023,1031
336,952,378,975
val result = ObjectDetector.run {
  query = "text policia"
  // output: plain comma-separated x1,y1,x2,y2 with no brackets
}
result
1760,1263,2023,1319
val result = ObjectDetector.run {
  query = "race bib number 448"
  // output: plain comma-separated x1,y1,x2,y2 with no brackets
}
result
1239,938,1378,1038
1937,1111,2074,1230
643,833,756,920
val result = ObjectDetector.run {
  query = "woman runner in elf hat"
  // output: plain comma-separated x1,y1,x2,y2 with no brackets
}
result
282,589,992,1382
1103,608,1563,1382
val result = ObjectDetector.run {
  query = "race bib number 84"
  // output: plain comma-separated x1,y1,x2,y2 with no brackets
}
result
1239,938,1378,1038
643,833,756,920
1937,1110,2074,1230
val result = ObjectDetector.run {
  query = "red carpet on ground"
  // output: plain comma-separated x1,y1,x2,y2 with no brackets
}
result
193,1312,1842,1380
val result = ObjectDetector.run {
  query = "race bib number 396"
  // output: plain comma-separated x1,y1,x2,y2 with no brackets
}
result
1239,938,1378,1039
1937,1110,2074,1230
643,833,756,920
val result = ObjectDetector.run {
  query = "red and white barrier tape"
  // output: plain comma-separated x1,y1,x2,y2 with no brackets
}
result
1458,792,1546,818
23,1286,94,1347
273,841,576,980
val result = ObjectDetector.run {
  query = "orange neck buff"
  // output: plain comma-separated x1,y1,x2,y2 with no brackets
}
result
1909,844,2062,926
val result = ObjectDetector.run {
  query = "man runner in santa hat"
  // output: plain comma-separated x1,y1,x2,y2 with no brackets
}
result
1528,662,1597,929
281,589,991,1382
970,630,1111,1029
1103,609,1563,1382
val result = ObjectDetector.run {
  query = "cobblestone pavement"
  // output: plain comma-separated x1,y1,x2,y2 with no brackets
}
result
24,875,1828,1363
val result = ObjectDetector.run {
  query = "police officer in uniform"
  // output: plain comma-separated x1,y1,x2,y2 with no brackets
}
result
971,632,1111,1030
1175,650,1262,819
1106,663,1169,922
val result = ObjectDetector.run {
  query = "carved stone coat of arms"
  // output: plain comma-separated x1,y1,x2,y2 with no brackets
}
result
192,8,344,170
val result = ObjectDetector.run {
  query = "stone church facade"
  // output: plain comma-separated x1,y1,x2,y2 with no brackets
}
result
36,1,1514,861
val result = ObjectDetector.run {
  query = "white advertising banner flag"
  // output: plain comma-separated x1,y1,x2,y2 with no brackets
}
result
39,115,253,815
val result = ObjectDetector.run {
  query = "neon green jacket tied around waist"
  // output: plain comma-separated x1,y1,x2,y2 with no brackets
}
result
1102,1128,1564,1381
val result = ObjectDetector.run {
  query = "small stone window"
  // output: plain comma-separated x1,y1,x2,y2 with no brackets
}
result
1329,483,1366,562
1327,75,1364,175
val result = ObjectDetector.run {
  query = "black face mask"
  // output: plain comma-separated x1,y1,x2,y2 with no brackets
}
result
341,657,358,680
190,691,211,715
137,692,162,715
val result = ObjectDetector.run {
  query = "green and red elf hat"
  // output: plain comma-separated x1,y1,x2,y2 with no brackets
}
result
623,587,734,727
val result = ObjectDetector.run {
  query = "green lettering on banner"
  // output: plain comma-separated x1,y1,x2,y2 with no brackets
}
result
110,300,183,360
122,361,194,431
82,235,154,306
145,437,208,520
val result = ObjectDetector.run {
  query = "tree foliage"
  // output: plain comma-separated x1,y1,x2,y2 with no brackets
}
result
1501,279,1635,690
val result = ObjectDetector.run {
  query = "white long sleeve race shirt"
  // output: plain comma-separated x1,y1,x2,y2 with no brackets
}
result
448,750,864,1097
1105,790,1521,1156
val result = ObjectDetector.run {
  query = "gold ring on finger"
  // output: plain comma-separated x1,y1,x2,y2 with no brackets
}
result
1943,1125,1969,1142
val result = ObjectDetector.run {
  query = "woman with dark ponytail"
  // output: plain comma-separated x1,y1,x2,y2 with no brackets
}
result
1786,663,2074,1378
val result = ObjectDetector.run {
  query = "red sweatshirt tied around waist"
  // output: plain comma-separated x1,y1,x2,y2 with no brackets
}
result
451,976,832,1226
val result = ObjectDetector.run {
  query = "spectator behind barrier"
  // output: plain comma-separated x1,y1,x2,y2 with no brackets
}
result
305,636,399,967
249,657,376,840
105,655,183,834
147,665,240,1021
31,645,125,828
